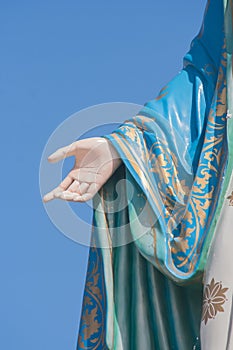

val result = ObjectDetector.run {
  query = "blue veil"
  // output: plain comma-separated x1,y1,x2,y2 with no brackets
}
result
77,1,233,349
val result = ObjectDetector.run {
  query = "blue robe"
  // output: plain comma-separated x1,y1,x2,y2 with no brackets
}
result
77,1,233,349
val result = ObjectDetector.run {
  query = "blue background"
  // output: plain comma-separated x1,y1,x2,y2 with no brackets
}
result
1,1,205,349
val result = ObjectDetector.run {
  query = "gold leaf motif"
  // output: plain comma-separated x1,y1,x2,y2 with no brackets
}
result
84,295,93,306
203,63,215,76
216,101,227,117
171,237,190,254
195,171,212,190
227,191,233,206
77,246,106,349
186,210,193,225
185,226,195,238
83,306,101,340
157,153,168,167
202,278,228,325
155,85,168,101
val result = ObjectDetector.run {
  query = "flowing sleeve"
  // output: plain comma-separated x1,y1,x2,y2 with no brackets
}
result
102,0,233,283
77,1,233,349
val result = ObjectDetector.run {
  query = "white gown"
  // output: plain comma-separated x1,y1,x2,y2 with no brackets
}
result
201,170,233,349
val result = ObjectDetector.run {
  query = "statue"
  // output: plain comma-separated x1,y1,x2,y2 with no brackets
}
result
43,0,233,348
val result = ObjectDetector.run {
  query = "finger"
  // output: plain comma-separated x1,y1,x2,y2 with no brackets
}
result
72,183,98,201
54,191,85,202
48,142,77,163
59,174,74,190
67,180,81,194
43,174,74,202
43,191,54,203
86,182,100,197
73,192,94,202
43,186,63,202
66,180,89,195
54,191,78,201
76,183,101,201
73,171,102,183
79,182,90,194
54,189,93,202
78,193,93,201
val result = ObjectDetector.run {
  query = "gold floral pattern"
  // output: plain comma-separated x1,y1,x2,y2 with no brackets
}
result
77,246,107,349
227,191,233,206
202,278,229,325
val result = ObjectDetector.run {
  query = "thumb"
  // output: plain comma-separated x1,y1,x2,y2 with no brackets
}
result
48,142,77,163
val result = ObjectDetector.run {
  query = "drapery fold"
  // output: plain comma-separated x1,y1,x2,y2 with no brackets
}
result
78,165,203,349
77,1,233,349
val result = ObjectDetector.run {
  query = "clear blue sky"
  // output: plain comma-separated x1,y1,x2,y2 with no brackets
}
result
1,1,205,349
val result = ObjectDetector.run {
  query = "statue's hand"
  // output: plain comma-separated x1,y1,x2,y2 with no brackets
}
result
43,137,121,202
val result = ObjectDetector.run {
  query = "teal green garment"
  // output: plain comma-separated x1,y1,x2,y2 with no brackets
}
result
77,167,203,349
77,1,233,349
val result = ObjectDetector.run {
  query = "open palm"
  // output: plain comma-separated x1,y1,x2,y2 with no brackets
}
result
43,137,121,203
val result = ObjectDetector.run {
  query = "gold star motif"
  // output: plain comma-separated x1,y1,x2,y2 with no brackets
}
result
227,191,233,206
